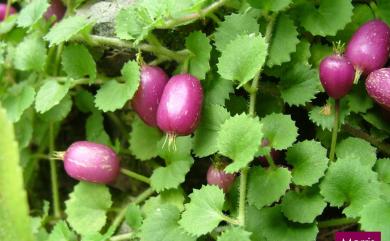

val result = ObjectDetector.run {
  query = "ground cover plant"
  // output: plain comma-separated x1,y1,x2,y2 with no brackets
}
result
1,0,390,240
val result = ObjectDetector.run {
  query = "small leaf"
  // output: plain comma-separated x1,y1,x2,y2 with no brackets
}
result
86,112,111,146
179,185,225,236
377,0,390,26
267,14,299,67
336,137,377,168
345,82,373,113
203,76,234,106
260,113,298,150
185,31,211,80
2,83,35,122
0,106,34,241
193,104,230,157
65,182,112,236
14,34,47,72
129,116,162,161
125,204,143,230
217,227,251,241
247,0,291,12
280,64,320,106
257,205,318,241
150,158,194,192
217,114,263,173
320,156,380,218
214,13,259,52
74,90,97,113
158,136,193,162
62,44,97,80
35,80,70,113
360,199,390,241
281,188,326,223
17,0,49,28
44,16,92,46
140,204,195,241
218,34,268,87
247,166,291,209
375,158,390,184
299,0,353,36
48,221,77,241
40,94,73,122
286,140,329,186
309,99,350,130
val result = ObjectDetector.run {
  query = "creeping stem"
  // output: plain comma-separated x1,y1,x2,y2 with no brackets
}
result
329,99,340,162
120,168,151,184
49,123,61,218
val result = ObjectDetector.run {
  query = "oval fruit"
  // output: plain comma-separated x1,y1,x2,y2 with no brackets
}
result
0,3,16,21
207,163,236,193
63,141,120,184
132,65,169,127
44,0,66,22
157,74,203,136
365,68,390,110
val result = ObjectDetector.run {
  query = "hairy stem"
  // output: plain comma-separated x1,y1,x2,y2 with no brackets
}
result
120,168,151,184
49,123,61,218
318,217,357,228
329,100,340,162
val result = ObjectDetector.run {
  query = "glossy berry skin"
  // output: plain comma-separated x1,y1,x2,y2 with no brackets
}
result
157,74,203,136
0,4,16,21
64,141,120,184
207,164,236,193
319,55,355,99
345,20,390,74
132,65,169,127
44,0,66,22
365,68,390,110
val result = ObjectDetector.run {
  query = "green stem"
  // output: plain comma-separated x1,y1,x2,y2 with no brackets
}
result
49,123,61,218
110,233,134,241
221,215,240,225
5,0,12,20
318,217,357,228
329,99,340,162
53,44,64,76
265,153,276,168
120,168,151,184
161,0,227,28
237,167,248,226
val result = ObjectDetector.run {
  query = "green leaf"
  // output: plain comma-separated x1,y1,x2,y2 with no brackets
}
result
248,0,291,12
217,227,251,241
44,16,92,46
246,205,267,241
286,140,329,186
158,136,193,162
203,76,234,106
142,189,186,215
320,156,380,218
40,94,73,122
74,90,96,113
125,204,143,230
179,185,226,236
14,34,47,72
214,13,259,52
257,206,318,241
62,44,97,80
377,0,390,26
309,43,333,68
217,113,263,173
260,113,298,150
309,99,350,130
217,34,268,87
193,104,230,157
15,111,33,149
17,0,49,28
86,112,111,146
345,80,373,113
248,166,291,209
375,158,390,184
65,182,112,236
150,158,194,192
267,14,299,67
0,106,34,241
280,64,320,106
35,80,70,113
299,0,353,36
140,204,195,241
336,137,377,167
363,111,390,134
2,83,35,122
129,116,162,161
48,221,77,241
360,199,390,241
185,31,211,80
281,188,326,223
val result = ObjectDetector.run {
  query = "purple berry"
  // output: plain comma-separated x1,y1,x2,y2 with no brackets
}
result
132,65,169,127
365,68,390,110
157,74,203,136
207,163,236,193
44,0,66,22
345,20,390,75
0,4,16,21
319,54,355,99
63,141,120,184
